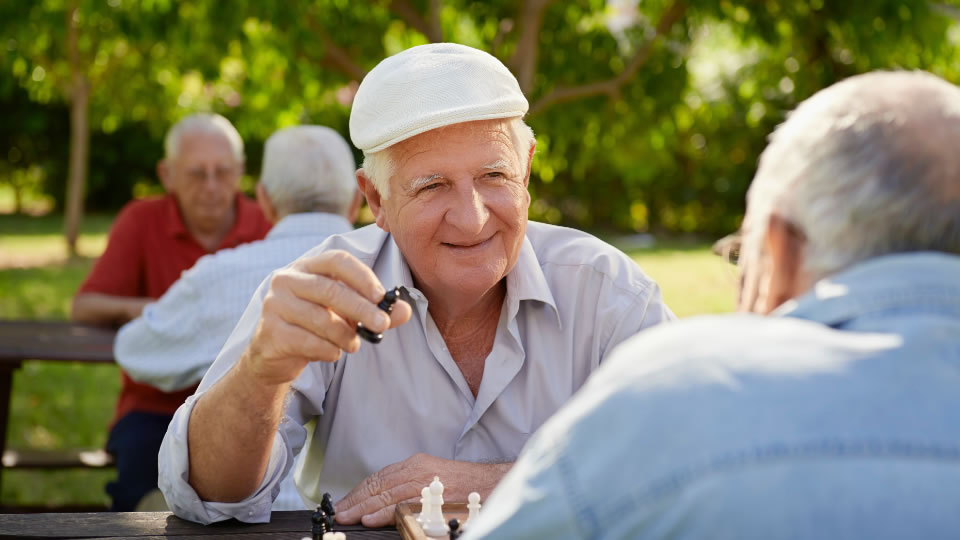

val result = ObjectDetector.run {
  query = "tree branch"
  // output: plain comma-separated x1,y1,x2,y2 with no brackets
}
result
303,13,367,81
389,0,443,42
509,0,554,94
528,0,687,117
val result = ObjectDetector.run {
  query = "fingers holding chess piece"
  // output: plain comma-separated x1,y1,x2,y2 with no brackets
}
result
356,287,402,343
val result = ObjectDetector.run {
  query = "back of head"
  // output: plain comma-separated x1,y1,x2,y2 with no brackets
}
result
745,71,960,279
164,113,244,163
260,126,357,218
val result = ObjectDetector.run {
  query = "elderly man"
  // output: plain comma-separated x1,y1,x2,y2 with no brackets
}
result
467,71,960,539
158,43,673,526
114,126,360,511
72,113,271,511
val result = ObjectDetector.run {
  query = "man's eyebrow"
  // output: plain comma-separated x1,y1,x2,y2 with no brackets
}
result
482,159,510,170
406,174,442,192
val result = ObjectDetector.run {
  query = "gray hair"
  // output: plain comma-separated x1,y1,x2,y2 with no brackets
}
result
362,117,535,199
260,125,358,217
744,71,960,280
164,113,245,163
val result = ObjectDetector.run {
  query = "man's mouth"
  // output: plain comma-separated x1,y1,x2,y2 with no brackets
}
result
442,236,494,250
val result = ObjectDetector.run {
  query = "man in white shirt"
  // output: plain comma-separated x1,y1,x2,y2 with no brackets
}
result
116,125,360,510
158,43,674,526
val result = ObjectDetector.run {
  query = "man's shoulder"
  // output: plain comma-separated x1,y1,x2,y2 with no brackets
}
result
114,195,171,223
298,223,387,264
525,221,654,291
595,314,898,392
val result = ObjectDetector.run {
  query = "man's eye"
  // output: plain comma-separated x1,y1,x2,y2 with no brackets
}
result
419,183,440,192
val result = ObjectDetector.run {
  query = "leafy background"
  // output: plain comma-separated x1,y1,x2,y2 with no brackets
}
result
3,0,958,236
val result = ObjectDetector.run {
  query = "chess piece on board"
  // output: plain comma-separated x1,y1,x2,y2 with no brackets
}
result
422,476,449,537
448,518,462,540
417,485,431,526
465,491,481,528
312,506,329,540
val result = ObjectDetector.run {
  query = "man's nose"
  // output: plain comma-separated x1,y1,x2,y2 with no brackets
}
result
445,184,489,234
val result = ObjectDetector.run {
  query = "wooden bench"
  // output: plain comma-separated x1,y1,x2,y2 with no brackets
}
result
0,320,117,502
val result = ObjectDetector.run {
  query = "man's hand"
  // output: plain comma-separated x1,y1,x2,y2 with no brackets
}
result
239,250,413,386
334,453,513,527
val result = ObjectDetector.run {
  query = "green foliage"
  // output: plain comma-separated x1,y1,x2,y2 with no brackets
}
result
1,0,958,234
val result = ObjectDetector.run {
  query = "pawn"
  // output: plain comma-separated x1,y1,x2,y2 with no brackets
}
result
417,485,431,525
465,492,481,528
448,518,462,540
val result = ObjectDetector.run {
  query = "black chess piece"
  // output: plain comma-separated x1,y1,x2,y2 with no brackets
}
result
312,506,329,540
321,492,336,518
357,286,402,343
448,518,462,540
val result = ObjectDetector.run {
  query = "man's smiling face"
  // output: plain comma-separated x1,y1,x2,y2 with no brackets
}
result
373,118,533,301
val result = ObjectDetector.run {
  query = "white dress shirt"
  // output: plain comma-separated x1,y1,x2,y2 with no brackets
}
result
116,212,353,511
158,221,675,524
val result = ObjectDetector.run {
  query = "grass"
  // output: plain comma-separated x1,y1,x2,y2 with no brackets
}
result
0,212,733,507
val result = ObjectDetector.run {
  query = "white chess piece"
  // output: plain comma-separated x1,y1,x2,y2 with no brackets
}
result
422,476,448,537
417,485,431,526
465,491,481,529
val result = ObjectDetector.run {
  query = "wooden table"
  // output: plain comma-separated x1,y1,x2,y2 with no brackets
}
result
0,320,117,494
0,510,402,539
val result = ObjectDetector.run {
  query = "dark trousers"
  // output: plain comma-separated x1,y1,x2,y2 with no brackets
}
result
105,411,174,512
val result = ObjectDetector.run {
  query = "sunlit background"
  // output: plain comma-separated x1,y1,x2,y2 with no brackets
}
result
1,0,957,508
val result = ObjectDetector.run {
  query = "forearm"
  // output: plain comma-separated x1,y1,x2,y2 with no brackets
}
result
186,353,290,503
71,293,150,325
464,460,513,499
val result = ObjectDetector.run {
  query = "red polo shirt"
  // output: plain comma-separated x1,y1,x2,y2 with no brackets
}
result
79,193,271,425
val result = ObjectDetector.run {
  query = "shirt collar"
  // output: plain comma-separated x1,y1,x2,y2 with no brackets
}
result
378,231,561,326
267,213,353,240
777,252,960,327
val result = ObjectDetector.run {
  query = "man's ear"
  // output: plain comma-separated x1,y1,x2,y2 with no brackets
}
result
357,169,389,232
523,139,536,187
763,213,808,313
157,160,173,192
255,183,278,224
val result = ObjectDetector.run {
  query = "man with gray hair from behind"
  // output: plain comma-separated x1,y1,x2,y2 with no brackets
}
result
115,125,361,511
467,71,960,539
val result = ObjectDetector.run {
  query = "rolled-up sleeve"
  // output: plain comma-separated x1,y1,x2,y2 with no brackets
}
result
157,274,313,523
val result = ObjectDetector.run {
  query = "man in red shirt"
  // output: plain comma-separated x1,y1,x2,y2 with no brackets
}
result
72,113,271,511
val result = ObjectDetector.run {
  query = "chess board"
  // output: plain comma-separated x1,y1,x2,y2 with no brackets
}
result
395,502,469,540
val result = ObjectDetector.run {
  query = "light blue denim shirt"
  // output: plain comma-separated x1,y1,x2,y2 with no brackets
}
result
467,253,960,540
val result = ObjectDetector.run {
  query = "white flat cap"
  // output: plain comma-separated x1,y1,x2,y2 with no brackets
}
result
349,43,528,153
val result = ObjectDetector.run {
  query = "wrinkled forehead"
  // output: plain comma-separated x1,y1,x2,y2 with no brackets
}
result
173,131,240,165
391,118,521,172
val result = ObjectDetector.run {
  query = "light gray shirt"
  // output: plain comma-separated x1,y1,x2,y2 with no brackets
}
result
158,221,674,524
115,212,353,511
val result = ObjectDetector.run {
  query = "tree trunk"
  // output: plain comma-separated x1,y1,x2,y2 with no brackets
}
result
64,1,89,258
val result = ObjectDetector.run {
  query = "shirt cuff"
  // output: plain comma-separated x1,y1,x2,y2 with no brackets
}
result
158,392,293,524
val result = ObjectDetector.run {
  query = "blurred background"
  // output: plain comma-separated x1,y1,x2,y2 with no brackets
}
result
1,0,958,508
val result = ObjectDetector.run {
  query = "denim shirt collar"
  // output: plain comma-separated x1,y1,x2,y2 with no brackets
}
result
777,252,960,327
